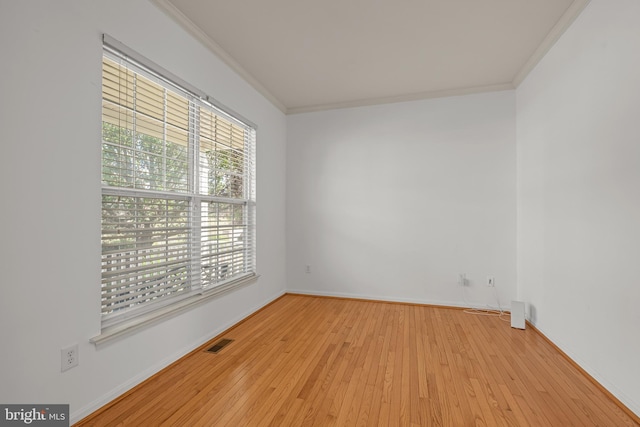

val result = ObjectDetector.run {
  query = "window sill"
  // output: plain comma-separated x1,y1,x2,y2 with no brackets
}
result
90,273,259,347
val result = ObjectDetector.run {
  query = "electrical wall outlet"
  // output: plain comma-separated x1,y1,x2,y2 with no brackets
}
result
61,344,79,372
458,273,466,286
487,276,495,287
305,265,311,274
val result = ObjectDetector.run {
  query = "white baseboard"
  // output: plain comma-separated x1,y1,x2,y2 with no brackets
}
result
70,289,286,424
286,288,471,308
526,320,640,419
71,289,639,422
291,289,637,417
286,289,515,313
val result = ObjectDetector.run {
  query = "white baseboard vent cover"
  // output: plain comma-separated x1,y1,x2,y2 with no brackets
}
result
511,301,526,330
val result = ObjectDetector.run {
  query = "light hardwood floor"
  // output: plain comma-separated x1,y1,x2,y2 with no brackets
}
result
77,294,639,426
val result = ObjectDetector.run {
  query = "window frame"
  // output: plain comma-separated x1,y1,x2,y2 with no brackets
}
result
93,35,257,345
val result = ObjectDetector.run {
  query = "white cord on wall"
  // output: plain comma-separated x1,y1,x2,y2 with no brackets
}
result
461,279,511,322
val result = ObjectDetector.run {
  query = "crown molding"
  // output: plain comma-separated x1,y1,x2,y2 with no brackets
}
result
152,0,588,116
150,0,288,114
512,0,591,87
287,83,515,115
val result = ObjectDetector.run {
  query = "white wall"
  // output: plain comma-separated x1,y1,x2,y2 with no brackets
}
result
0,0,286,422
517,0,640,414
287,92,517,308
3,0,636,421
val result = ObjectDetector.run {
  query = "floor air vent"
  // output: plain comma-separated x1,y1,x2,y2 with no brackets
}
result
207,338,234,354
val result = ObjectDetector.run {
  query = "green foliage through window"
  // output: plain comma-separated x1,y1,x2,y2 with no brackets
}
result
100,49,256,325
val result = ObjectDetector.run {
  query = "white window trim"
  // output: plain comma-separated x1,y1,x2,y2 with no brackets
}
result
91,273,258,347
102,35,256,130
93,35,258,345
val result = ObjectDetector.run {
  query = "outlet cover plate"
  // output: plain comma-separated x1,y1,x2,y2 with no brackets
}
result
61,344,79,372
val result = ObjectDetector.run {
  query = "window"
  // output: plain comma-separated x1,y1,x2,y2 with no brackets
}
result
99,36,256,334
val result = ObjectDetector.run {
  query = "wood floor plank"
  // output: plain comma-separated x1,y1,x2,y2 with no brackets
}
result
76,295,640,427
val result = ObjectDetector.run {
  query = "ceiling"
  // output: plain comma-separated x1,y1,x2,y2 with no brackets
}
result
153,0,589,114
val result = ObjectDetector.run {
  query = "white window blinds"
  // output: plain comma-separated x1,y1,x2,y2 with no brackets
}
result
101,36,256,329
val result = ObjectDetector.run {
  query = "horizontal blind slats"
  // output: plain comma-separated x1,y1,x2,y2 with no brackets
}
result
102,256,190,280
101,279,190,312
101,43,256,326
